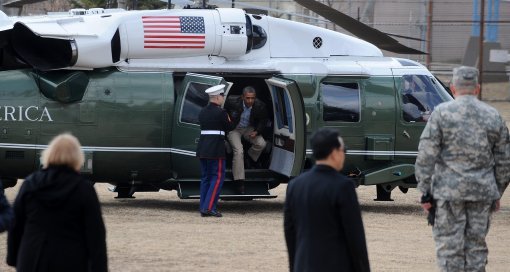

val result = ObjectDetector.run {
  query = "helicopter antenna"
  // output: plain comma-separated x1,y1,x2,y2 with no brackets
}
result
183,0,215,9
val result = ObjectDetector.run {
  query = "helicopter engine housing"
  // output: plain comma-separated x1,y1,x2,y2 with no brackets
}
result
7,8,251,70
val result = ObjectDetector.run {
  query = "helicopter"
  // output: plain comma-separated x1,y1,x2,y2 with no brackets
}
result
0,1,453,201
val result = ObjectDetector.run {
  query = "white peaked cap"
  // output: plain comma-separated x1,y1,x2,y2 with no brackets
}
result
205,84,225,96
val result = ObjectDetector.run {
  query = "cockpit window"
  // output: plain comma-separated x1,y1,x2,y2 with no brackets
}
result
180,82,210,125
321,82,360,122
398,74,453,122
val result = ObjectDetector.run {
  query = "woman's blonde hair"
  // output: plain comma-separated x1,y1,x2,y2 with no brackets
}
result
41,133,84,171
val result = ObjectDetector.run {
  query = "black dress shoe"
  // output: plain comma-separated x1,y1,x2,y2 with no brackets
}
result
200,211,210,217
201,210,222,217
209,210,222,217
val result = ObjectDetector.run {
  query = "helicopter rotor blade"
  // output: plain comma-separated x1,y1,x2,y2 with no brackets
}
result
385,32,425,42
294,0,426,54
210,0,424,44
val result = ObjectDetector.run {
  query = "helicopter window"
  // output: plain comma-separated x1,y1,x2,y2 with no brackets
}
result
180,82,210,125
399,74,453,123
321,82,360,122
271,85,293,132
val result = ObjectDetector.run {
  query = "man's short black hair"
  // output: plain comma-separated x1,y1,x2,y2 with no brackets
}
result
243,86,256,95
310,128,342,160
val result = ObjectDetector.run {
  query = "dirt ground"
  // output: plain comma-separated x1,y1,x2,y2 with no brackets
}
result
0,100,509,272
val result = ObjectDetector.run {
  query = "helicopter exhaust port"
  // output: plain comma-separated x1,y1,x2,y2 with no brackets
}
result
10,22,78,70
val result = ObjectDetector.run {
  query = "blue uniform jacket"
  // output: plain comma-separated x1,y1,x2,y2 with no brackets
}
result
196,102,234,159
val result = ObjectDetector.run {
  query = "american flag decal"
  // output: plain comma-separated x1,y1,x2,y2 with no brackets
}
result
142,16,206,49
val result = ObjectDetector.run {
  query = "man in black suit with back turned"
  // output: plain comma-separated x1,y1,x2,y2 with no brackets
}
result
284,128,370,272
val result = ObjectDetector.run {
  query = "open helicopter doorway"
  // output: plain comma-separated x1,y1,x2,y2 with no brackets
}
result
173,73,305,199
221,75,306,178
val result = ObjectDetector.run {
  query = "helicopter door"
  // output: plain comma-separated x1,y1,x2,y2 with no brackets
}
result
265,78,306,177
172,73,231,179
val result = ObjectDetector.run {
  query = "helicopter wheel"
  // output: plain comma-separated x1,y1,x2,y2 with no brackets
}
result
374,184,394,201
113,184,136,199
398,186,409,194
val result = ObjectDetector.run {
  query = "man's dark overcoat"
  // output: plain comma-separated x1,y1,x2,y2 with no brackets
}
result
7,166,107,272
284,165,370,272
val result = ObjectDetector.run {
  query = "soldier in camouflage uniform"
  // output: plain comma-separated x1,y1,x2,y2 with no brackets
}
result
415,66,510,272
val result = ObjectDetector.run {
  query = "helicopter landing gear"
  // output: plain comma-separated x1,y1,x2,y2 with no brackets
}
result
398,186,409,194
109,184,136,199
374,184,394,201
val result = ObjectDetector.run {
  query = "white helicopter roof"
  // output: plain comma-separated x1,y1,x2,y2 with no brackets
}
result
0,8,384,71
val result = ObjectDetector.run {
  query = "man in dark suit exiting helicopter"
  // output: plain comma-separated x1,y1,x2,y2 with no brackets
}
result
225,86,268,194
196,84,234,217
284,128,370,272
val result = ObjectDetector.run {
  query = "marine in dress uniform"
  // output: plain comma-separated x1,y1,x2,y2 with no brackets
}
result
196,84,234,217
415,66,510,271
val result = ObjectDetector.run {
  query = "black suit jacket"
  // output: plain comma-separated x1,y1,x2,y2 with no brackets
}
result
224,95,268,134
284,165,370,272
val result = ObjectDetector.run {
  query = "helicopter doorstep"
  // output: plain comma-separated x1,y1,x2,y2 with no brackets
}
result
0,6,452,201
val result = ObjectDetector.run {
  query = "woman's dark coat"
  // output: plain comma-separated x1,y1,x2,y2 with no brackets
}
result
0,180,13,232
7,166,107,272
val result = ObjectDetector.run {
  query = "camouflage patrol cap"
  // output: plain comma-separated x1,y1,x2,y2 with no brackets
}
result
452,66,478,90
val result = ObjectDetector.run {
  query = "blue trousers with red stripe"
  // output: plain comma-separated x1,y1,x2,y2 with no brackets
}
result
199,158,225,213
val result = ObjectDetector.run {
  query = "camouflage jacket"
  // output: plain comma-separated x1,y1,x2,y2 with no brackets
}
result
415,95,510,201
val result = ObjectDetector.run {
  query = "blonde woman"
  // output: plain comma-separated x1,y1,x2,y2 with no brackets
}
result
7,133,107,272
